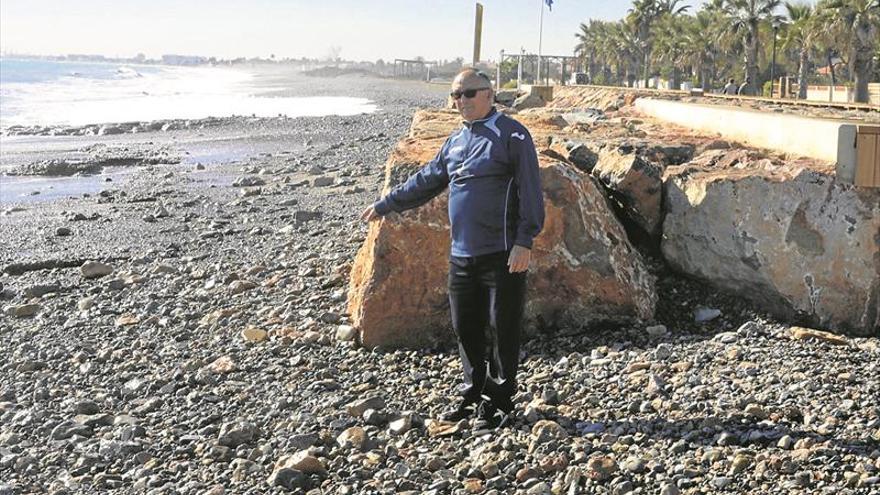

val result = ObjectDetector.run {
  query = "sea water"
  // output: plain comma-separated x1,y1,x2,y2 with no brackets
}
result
0,58,377,128
0,59,379,203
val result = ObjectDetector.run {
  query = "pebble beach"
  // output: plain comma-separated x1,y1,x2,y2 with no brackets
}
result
1,70,879,495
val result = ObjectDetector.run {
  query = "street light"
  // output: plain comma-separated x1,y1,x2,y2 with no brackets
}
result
770,19,780,98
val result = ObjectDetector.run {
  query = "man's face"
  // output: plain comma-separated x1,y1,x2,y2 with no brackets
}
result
451,74,493,122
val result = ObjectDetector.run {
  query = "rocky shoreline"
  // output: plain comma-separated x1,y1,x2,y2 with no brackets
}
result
1,77,878,494
1,117,235,138
4,143,182,177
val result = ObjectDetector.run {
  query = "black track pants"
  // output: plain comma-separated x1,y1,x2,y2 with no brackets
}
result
448,250,526,411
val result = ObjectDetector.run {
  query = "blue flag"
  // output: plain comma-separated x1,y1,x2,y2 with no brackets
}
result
545,0,553,10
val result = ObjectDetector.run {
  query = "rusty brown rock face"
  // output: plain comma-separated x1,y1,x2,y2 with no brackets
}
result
348,110,656,349
527,163,657,329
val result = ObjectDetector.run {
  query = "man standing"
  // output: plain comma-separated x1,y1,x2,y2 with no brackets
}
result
737,77,757,96
722,78,738,95
361,68,544,429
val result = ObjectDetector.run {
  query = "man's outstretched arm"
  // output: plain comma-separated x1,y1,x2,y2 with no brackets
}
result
361,140,451,222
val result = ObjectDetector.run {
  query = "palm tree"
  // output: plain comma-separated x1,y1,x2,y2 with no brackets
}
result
683,9,724,89
575,20,606,84
699,0,745,89
652,14,690,89
627,0,691,88
628,0,660,87
723,0,783,92
713,9,743,89
874,39,880,82
817,0,880,103
593,22,618,84
576,19,640,87
610,20,643,86
783,2,819,99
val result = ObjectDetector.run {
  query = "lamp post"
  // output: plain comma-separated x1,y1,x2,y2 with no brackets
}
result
497,49,504,92
770,20,780,98
537,0,545,84
517,47,523,90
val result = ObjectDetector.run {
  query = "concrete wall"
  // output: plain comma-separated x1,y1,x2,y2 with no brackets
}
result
774,83,879,105
633,98,857,176
806,85,854,104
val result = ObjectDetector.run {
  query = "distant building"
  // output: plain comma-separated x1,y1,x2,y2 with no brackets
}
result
161,54,207,66
66,54,108,62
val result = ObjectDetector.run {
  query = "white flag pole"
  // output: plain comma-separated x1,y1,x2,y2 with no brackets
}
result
537,0,544,84
517,47,523,90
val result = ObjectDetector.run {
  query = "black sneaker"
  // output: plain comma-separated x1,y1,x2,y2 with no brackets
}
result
495,408,514,429
441,400,477,422
493,397,515,416
474,401,516,430
473,400,499,429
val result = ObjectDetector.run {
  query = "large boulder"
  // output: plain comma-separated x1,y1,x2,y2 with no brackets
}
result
662,155,879,335
548,86,647,113
549,139,599,173
495,89,520,107
560,108,606,126
513,93,546,111
592,145,664,237
530,162,657,327
348,110,656,349
347,126,452,350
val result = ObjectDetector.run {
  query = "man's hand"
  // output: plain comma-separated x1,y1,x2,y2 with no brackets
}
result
507,245,531,273
360,205,379,223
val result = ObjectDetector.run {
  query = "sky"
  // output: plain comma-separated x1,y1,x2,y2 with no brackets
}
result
0,0,715,62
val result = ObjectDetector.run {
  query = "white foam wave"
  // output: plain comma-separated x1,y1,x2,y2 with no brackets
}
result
0,65,376,127
114,66,143,79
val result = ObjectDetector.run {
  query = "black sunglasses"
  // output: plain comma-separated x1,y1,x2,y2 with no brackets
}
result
450,87,490,99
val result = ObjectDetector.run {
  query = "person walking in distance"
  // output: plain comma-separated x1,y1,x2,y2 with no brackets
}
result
723,78,738,95
361,68,544,429
738,77,757,96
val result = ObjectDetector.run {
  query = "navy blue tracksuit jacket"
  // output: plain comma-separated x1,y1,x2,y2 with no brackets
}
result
374,108,544,257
